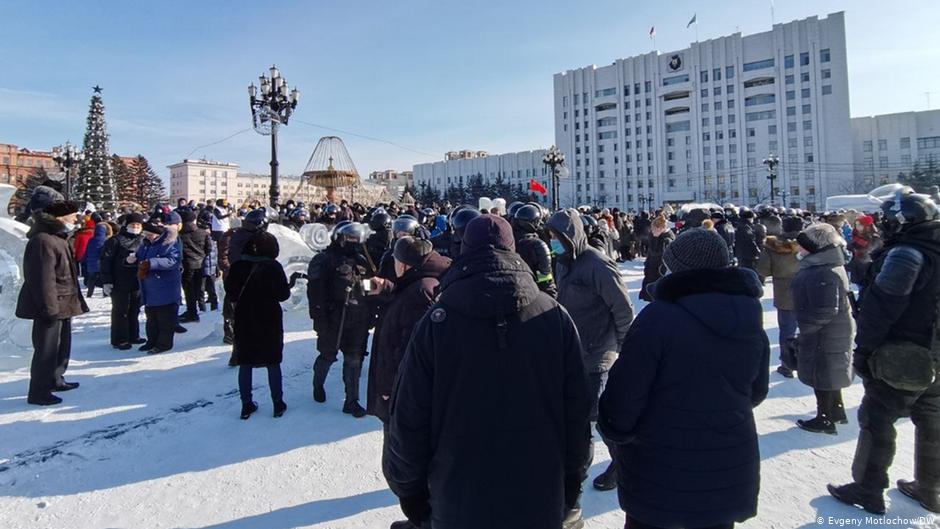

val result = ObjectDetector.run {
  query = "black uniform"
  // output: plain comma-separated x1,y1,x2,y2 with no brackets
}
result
734,220,762,272
98,228,144,347
514,231,557,298
306,243,374,412
849,220,940,500
365,229,392,269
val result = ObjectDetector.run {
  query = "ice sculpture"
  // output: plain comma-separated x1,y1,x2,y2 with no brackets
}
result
0,185,36,368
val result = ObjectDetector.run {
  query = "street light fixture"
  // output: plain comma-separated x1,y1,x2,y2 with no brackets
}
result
248,64,299,209
51,141,84,199
542,146,566,210
763,153,780,207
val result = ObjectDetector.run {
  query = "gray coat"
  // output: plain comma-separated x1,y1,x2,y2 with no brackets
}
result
790,246,856,390
548,209,634,373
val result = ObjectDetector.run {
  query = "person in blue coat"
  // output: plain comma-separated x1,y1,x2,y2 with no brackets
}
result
599,228,770,529
133,222,182,354
83,223,109,297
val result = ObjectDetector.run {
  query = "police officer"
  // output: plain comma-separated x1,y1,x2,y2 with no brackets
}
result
829,191,940,515
365,211,393,267
512,204,557,298
306,222,373,418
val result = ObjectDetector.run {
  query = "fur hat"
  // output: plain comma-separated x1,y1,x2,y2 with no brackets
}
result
43,200,80,217
393,236,433,267
143,222,166,235
782,217,804,234
796,223,843,254
124,212,145,225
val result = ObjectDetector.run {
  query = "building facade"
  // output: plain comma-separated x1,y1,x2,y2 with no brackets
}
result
368,169,414,197
413,149,550,203
554,12,851,210
851,109,940,191
168,159,240,204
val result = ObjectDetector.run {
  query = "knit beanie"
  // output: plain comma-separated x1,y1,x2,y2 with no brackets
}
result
393,236,433,267
663,227,731,273
165,211,182,225
461,214,515,255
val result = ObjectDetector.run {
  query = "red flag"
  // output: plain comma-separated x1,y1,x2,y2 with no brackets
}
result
529,179,547,195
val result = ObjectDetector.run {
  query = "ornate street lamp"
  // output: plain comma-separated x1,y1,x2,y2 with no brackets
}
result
763,153,780,207
542,146,566,210
638,193,647,212
51,141,84,199
248,65,299,209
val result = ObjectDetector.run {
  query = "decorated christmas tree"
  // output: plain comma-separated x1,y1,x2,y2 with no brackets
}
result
74,86,116,210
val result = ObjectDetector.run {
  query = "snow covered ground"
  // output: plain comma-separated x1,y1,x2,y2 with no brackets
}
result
0,261,937,529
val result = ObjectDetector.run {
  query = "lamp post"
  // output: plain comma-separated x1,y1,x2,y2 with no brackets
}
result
51,141,84,199
638,193,647,212
648,191,655,211
763,153,780,207
248,65,299,209
542,146,565,211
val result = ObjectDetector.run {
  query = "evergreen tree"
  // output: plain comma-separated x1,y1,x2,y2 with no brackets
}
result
417,182,440,206
75,88,117,209
129,155,166,208
465,173,487,203
11,166,50,217
899,160,940,193
111,155,136,204
400,182,417,202
445,184,466,205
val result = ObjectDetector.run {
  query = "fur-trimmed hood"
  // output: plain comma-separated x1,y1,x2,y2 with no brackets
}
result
763,235,799,254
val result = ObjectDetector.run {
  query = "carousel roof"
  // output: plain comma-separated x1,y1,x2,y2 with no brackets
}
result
301,136,360,189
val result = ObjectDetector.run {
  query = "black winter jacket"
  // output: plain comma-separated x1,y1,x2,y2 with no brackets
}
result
599,267,769,529
179,222,211,270
16,213,90,321
640,230,675,302
225,257,291,366
99,229,143,292
384,248,592,529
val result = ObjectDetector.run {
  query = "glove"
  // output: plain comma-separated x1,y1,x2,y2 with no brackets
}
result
102,284,113,296
853,348,873,380
137,260,151,280
399,492,431,525
564,476,583,510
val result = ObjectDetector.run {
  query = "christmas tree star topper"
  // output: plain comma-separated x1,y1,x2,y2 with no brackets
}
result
93,85,102,93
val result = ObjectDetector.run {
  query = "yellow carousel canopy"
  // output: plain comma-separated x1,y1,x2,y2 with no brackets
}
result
301,136,361,189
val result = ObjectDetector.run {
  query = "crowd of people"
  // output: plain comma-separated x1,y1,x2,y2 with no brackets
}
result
13,176,940,528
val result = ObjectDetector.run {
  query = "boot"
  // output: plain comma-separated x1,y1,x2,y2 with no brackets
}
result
832,391,848,425
198,301,207,313
27,393,63,406
342,364,366,418
798,390,837,435
776,365,795,378
592,462,618,491
312,356,332,403
222,318,234,345
897,480,940,514
273,400,287,418
240,401,258,420
562,508,585,529
828,483,886,515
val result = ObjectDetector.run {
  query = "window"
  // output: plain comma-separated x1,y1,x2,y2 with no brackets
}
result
727,84,735,94
821,69,831,80
802,104,811,114
805,153,815,163
803,120,813,131
820,48,831,62
595,87,616,97
562,96,568,107
597,117,617,127
703,146,711,156
702,103,709,112
747,127,756,137
726,66,735,79
597,131,618,140
769,124,777,135
800,52,810,66
744,77,775,89
665,121,690,133
789,138,798,148
801,72,810,82
713,87,722,96
901,137,911,149
747,143,756,153
645,81,651,93
786,74,795,85
745,94,776,106
863,140,873,152
878,139,888,151
785,55,794,68
701,88,708,98
634,83,640,94
623,85,630,96
801,88,811,98
713,68,722,81
714,101,723,111
805,137,814,147
822,85,832,95
746,110,776,121
787,106,796,116
917,137,940,149
786,90,796,101
703,132,711,141
701,70,709,82
663,74,690,86
715,115,723,125
744,58,775,71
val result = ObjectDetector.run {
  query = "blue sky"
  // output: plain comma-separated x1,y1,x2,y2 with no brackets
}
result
1,0,937,182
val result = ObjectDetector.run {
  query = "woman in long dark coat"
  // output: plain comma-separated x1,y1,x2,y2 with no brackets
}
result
639,214,675,302
792,223,856,435
224,231,291,420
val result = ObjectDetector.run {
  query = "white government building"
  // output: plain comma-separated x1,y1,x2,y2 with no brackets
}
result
554,12,851,211
413,149,551,204
851,109,940,190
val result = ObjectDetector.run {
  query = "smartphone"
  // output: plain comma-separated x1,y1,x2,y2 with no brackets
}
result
361,279,372,292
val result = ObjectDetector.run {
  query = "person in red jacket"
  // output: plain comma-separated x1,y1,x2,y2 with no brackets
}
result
72,216,96,280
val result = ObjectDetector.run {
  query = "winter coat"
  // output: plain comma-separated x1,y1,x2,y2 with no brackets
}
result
598,267,769,529
365,229,393,268
791,246,856,390
179,222,211,270
83,223,108,276
202,234,218,277
847,227,883,285
99,228,143,292
366,251,450,421
714,219,736,258
218,225,259,274
755,234,801,310
16,213,90,321
73,218,95,263
384,247,592,529
225,257,291,366
136,231,182,307
548,209,634,373
734,221,761,262
640,230,675,302
210,206,231,233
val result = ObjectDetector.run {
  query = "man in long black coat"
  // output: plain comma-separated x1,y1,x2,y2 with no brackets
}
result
99,212,145,349
384,215,592,529
16,200,89,406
